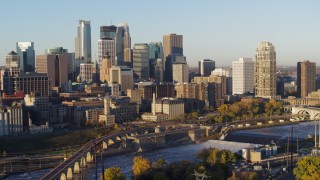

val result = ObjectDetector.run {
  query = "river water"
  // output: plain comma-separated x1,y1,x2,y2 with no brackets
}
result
6,121,316,180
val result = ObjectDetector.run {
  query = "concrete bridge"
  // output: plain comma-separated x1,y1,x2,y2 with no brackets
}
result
40,123,213,180
292,106,320,120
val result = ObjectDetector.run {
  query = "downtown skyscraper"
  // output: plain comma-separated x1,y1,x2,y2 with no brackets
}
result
254,42,278,99
115,22,131,66
75,20,91,67
163,34,183,82
16,42,35,73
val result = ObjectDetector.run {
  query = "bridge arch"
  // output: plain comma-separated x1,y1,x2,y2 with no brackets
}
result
74,162,80,174
60,173,66,180
66,167,73,179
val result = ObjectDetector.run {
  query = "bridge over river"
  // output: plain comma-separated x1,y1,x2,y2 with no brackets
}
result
40,123,213,180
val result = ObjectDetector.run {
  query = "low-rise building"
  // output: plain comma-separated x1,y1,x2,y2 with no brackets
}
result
242,143,277,163
0,103,24,136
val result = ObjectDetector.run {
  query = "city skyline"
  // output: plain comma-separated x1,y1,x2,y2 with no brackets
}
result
0,0,319,67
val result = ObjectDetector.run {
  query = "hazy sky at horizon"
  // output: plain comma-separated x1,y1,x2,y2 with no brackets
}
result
0,0,319,67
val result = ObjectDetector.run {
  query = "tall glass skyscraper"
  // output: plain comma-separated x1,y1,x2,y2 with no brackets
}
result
115,22,131,66
100,25,117,39
75,20,91,66
148,42,163,80
16,42,35,73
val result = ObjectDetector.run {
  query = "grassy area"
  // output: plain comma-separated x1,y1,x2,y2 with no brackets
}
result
0,127,113,154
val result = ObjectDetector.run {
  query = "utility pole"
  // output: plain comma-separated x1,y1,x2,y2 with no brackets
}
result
286,130,290,169
95,143,98,180
315,119,317,148
101,143,105,180
291,127,294,171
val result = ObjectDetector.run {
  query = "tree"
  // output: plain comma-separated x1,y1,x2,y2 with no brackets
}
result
102,167,125,180
132,156,151,176
294,155,320,180
153,158,167,169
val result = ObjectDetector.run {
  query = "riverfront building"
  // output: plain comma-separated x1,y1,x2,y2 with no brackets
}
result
254,42,278,99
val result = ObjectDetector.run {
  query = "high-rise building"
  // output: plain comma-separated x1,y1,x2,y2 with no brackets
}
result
100,25,117,39
163,34,183,82
98,38,116,66
16,42,35,73
232,58,254,95
75,20,91,70
44,47,75,81
173,62,189,84
149,42,163,79
199,59,215,76
36,54,68,87
115,22,131,66
100,55,113,83
155,59,164,82
109,66,133,94
297,60,316,97
5,51,20,76
133,43,149,81
254,42,277,99
45,47,68,54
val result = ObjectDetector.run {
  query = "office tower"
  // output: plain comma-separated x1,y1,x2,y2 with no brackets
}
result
232,58,254,95
297,60,316,97
149,42,163,79
16,42,35,73
173,62,189,84
254,42,277,99
100,55,113,83
44,47,75,81
98,38,116,66
79,63,94,83
75,20,91,70
115,22,131,66
133,43,149,81
5,51,20,76
199,59,215,76
100,25,117,39
211,68,232,95
45,47,68,54
109,66,133,93
163,34,183,82
155,59,164,82
36,53,68,87
14,73,50,97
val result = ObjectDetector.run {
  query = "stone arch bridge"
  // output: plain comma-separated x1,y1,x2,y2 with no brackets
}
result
292,106,320,120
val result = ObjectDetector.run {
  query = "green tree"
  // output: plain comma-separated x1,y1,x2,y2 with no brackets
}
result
153,158,167,169
102,167,125,180
207,148,220,165
132,156,151,176
294,155,320,180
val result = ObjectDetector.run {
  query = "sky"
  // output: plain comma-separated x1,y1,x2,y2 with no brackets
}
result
0,0,319,67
